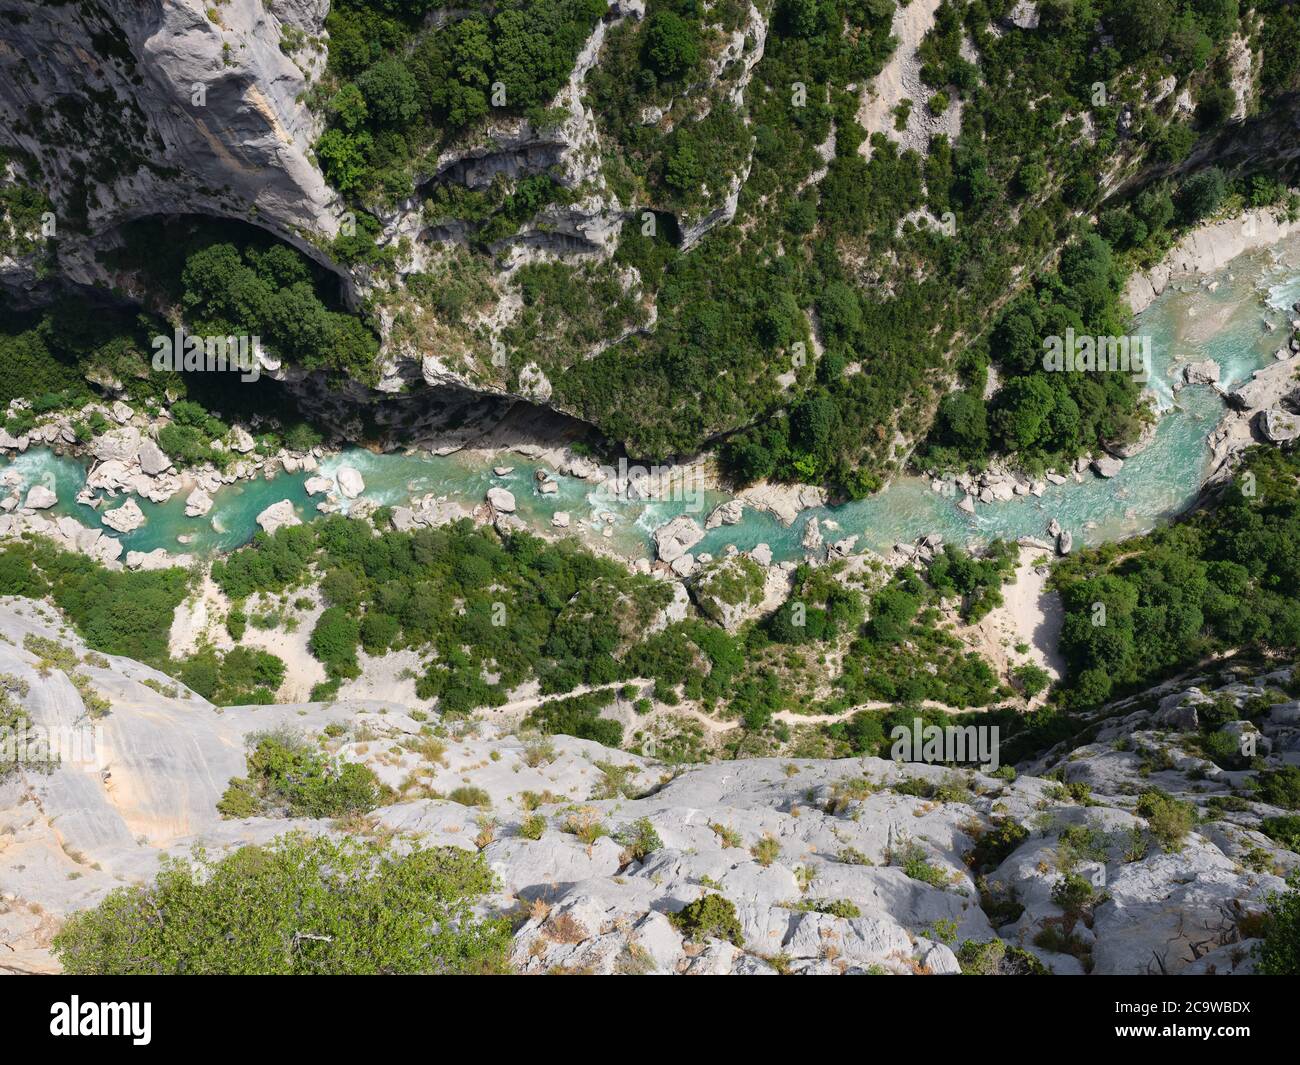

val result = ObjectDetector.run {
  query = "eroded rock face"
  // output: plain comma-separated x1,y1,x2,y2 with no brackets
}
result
0,1,339,295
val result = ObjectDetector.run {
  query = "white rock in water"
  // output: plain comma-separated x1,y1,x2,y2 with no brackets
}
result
493,466,515,476
336,466,365,499
552,511,570,529
487,486,517,513
24,485,57,510
749,542,773,566
1183,359,1220,386
256,499,301,534
1091,455,1124,478
957,494,976,514
102,498,145,533
539,479,559,495
652,515,704,562
802,516,823,552
704,499,744,529
184,488,213,517
304,475,333,496
1057,530,1073,555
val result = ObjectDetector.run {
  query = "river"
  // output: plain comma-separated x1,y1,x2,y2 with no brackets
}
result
7,237,1300,564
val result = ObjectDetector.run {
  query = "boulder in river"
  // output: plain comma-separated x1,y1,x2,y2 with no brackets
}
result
336,466,365,499
487,486,517,513
102,498,145,533
652,515,704,562
1183,359,1220,386
255,499,300,534
704,499,744,529
23,485,57,510
184,488,213,517
1091,455,1124,478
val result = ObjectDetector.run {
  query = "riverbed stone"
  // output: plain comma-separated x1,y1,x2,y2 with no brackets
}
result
1091,455,1124,478
1183,359,1221,386
23,485,57,510
705,499,744,529
183,488,213,517
487,486,517,513
337,466,366,499
256,499,301,534
101,498,145,533
652,515,704,562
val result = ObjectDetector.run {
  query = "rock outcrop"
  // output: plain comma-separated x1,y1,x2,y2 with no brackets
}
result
1,603,1294,975
0,0,340,300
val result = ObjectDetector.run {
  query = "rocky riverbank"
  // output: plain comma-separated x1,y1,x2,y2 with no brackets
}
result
1125,203,1300,315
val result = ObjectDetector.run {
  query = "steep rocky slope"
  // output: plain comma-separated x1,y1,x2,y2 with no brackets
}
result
0,0,341,294
2,598,1296,975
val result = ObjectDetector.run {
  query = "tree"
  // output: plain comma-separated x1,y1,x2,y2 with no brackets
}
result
816,281,862,339
314,129,373,194
644,11,700,80
355,58,420,127
934,390,989,457
1108,0,1173,59
1178,167,1227,222
992,374,1056,452
52,834,510,974
1256,882,1300,975
309,606,361,677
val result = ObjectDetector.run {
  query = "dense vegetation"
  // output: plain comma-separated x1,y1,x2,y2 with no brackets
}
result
1050,447,1300,709
0,538,187,666
210,516,674,705
314,0,605,201
0,218,348,456
52,834,510,975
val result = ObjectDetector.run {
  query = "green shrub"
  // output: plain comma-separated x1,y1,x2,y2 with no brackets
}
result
670,893,743,946
52,834,509,974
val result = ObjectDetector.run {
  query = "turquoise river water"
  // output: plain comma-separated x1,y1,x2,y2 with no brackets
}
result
7,238,1300,563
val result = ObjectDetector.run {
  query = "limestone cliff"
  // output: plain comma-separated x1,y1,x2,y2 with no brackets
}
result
2,600,1295,975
